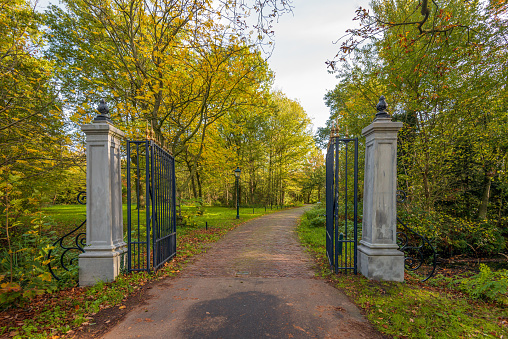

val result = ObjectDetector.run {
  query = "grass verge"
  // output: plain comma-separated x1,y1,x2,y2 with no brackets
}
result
0,205,285,338
297,206,508,338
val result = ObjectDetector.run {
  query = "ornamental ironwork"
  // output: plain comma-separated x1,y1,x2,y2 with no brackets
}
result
396,190,438,282
47,191,86,281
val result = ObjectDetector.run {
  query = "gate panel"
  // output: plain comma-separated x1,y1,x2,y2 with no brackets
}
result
325,137,359,274
127,140,176,273
151,143,177,270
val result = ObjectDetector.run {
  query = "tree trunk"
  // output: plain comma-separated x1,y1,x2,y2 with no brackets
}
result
190,170,197,199
196,170,202,200
226,179,229,205
478,176,492,220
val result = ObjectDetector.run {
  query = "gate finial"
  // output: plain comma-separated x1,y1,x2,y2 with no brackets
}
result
330,121,339,138
375,95,390,120
94,99,112,123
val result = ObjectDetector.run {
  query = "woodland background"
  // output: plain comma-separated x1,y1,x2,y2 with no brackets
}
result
317,0,508,257
0,0,507,307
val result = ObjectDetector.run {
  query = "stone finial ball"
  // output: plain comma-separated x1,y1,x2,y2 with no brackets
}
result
98,99,109,115
376,95,387,112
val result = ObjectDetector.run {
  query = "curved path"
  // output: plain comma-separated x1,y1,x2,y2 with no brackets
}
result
103,207,384,338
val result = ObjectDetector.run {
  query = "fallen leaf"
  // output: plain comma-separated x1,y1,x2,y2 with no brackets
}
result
119,305,126,310
293,325,308,333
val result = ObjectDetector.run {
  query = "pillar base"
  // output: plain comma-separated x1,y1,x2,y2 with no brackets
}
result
78,245,126,286
357,242,405,282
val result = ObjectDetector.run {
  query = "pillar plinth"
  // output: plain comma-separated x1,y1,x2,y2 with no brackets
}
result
357,117,405,281
79,121,126,286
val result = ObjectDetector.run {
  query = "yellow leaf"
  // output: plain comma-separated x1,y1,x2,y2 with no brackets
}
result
38,272,52,282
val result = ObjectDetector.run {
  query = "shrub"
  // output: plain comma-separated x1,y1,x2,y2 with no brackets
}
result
457,264,508,305
303,207,326,228
0,213,65,309
398,207,506,257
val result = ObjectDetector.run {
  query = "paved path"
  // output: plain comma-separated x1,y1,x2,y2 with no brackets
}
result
104,207,384,339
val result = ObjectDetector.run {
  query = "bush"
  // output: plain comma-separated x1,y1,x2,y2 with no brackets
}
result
302,207,326,228
181,198,205,216
398,207,506,257
457,264,508,305
0,213,65,309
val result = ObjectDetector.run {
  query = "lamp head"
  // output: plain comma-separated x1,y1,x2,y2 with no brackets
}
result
234,167,241,178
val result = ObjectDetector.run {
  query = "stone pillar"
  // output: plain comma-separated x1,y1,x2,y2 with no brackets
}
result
79,100,126,286
357,96,405,282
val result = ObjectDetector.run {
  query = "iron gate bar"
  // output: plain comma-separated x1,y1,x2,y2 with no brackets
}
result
127,141,130,271
334,137,339,273
127,140,176,273
146,140,151,271
326,137,359,274
127,141,148,272
354,139,358,272
325,140,335,267
151,144,177,270
344,141,348,271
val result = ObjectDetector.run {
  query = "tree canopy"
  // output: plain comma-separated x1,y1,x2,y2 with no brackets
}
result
322,0,508,255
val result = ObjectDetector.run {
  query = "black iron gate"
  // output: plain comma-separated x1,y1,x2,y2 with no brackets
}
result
126,140,176,273
326,136,359,273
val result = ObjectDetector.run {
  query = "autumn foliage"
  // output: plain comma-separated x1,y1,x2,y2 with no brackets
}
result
321,0,508,256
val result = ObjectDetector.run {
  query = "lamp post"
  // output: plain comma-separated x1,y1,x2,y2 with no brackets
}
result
234,167,241,219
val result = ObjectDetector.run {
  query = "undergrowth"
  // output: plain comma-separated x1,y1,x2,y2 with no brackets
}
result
297,205,508,338
0,205,282,338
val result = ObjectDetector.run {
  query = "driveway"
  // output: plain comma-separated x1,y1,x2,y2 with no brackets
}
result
103,207,384,338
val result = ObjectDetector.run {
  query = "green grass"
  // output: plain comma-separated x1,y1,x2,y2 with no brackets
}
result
334,275,508,338
297,206,508,338
41,204,272,233
180,205,271,227
42,204,87,224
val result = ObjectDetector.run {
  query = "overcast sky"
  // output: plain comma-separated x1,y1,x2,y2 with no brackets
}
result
37,0,370,131
267,0,369,131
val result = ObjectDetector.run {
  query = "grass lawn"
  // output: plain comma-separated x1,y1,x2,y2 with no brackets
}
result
41,204,275,234
0,204,290,338
297,207,508,338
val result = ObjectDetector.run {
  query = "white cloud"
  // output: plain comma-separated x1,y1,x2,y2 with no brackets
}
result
268,0,370,130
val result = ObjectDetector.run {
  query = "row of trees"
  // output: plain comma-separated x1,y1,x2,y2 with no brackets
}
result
183,91,323,207
319,0,507,256
44,0,324,206
1,0,325,300
1,0,323,218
